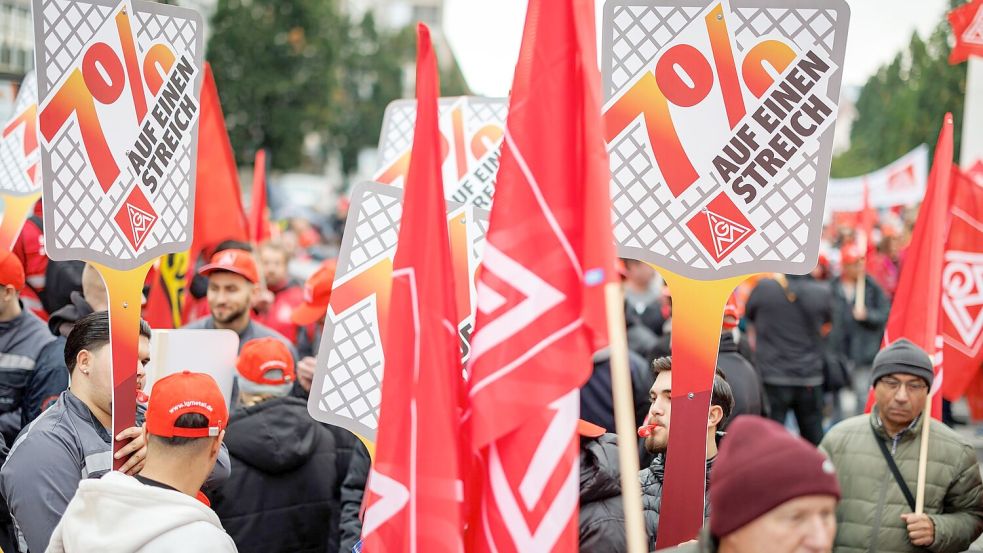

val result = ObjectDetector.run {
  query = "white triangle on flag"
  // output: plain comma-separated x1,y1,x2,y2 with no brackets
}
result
963,4,983,46
705,209,751,260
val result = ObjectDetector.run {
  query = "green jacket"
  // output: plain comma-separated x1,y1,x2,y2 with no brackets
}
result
820,411,983,553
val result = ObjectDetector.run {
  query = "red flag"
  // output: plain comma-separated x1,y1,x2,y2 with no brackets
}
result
949,0,983,65
248,149,270,243
867,115,954,419
941,167,983,401
360,24,464,552
465,0,616,549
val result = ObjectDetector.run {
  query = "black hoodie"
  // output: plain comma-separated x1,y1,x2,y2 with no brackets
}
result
579,434,627,552
211,396,347,553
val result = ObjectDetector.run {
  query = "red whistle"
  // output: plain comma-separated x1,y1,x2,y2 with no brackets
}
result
638,414,655,438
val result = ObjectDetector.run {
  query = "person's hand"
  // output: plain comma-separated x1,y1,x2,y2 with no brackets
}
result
853,305,868,321
901,513,935,547
115,427,147,475
298,356,316,392
253,288,274,314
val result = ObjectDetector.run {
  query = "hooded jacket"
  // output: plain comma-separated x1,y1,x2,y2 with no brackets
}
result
211,396,347,553
579,434,626,552
46,471,237,553
0,307,55,444
716,332,766,418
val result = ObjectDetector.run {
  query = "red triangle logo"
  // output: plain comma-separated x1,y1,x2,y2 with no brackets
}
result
686,193,756,263
114,187,159,251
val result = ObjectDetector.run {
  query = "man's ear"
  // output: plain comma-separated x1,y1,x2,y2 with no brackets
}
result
210,430,226,460
75,349,92,376
707,404,724,429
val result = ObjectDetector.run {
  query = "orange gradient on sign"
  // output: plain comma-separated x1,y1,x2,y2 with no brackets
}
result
115,10,147,121
451,107,468,181
654,267,750,549
330,258,395,347
92,262,153,471
0,192,41,251
143,44,177,95
41,70,120,192
448,210,471,323
471,124,503,159
705,4,746,128
604,72,697,196
742,40,798,98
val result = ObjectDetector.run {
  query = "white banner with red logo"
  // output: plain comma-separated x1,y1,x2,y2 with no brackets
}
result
825,145,929,216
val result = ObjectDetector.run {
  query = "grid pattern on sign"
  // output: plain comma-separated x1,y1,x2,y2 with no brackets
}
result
0,130,33,195
340,191,402,277
378,98,507,170
318,299,384,434
604,5,702,100
39,1,199,258
603,3,839,271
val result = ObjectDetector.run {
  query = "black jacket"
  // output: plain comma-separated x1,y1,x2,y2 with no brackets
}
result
339,441,371,553
828,275,889,367
717,333,767,418
579,434,626,552
582,349,654,434
640,452,715,551
211,396,352,553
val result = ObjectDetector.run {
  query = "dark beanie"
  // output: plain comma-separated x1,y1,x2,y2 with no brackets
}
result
709,416,840,538
870,338,934,388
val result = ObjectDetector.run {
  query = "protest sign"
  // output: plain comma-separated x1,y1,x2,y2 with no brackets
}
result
147,328,239,408
0,72,40,250
825,145,928,216
375,96,505,209
308,181,487,442
602,0,849,546
33,0,204,467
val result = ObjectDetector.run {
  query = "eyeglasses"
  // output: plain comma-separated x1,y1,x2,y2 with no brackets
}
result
878,378,929,394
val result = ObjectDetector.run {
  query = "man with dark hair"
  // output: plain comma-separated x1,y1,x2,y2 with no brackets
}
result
47,371,237,552
253,241,305,343
184,249,296,358
0,311,230,552
637,356,735,550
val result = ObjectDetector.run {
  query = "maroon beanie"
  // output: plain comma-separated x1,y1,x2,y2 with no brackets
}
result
709,416,840,537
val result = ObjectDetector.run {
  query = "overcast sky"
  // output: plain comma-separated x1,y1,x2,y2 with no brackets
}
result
444,0,951,98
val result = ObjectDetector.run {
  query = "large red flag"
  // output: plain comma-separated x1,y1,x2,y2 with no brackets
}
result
360,24,464,552
949,0,983,65
248,149,270,244
868,115,954,418
941,168,983,402
465,0,616,549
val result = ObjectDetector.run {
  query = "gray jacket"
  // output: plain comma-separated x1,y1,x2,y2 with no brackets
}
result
640,453,715,551
0,391,230,553
0,309,55,445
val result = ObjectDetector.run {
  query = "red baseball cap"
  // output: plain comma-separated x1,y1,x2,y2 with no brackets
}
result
199,249,259,284
577,419,606,438
145,371,228,438
236,337,296,386
840,242,863,265
0,250,25,291
722,296,741,330
291,259,337,326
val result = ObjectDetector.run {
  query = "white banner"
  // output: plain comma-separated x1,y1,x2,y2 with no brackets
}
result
826,144,928,214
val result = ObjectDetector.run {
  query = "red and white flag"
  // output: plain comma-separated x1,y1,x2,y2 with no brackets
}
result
360,24,465,553
950,0,983,65
248,148,271,244
465,0,617,549
867,115,955,418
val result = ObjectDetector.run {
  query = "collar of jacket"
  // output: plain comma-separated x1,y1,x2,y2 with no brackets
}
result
64,390,113,444
869,407,922,443
651,453,717,485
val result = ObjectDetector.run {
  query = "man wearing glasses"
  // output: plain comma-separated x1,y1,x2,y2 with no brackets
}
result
820,339,983,553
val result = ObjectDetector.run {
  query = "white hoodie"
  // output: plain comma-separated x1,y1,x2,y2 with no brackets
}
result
46,471,238,553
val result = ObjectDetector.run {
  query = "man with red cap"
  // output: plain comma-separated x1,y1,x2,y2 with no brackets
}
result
46,371,237,552
184,249,296,358
0,250,54,445
291,259,337,395
657,415,841,552
828,241,889,415
253,241,305,343
211,337,353,553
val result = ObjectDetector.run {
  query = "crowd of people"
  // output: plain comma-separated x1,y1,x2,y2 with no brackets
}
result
0,205,981,553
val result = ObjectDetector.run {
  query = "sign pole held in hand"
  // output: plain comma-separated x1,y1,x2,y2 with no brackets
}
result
33,0,205,470
602,0,849,546
0,72,40,251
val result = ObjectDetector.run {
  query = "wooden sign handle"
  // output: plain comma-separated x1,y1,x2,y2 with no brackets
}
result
654,268,749,550
0,191,41,251
93,261,153,471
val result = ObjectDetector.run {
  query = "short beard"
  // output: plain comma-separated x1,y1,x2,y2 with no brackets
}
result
644,436,667,455
214,305,249,325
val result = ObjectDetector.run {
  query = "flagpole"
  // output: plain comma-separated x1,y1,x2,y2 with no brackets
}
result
604,282,649,553
915,388,932,513
855,231,867,312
